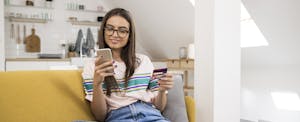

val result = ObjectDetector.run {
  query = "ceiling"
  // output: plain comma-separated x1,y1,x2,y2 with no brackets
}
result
242,0,300,67
106,0,300,66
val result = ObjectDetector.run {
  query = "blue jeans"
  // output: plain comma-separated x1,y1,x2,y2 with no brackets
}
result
105,101,170,122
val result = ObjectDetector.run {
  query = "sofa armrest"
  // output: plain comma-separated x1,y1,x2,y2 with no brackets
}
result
185,96,195,122
163,74,189,122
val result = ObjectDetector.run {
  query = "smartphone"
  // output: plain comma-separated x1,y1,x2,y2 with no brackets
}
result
96,48,113,62
152,68,168,80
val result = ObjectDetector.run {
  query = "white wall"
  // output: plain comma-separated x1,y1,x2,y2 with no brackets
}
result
110,0,194,59
241,0,300,121
195,0,240,122
0,0,5,71
241,66,300,122
4,0,113,58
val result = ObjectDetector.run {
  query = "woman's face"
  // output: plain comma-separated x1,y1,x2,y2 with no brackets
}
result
104,16,130,51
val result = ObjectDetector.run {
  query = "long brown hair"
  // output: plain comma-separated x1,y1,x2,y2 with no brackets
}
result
98,8,138,96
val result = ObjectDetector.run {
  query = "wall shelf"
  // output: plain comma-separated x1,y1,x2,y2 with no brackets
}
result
5,4,54,9
67,20,102,26
184,87,194,93
65,9,106,14
6,17,50,23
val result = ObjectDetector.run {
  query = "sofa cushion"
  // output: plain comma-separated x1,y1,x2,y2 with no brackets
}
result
0,70,95,122
163,74,189,122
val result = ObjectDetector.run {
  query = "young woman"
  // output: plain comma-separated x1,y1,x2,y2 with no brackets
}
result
82,8,173,122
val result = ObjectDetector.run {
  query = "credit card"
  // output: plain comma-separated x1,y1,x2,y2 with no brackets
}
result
152,68,168,80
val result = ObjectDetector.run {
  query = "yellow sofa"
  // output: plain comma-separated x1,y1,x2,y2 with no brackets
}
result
0,70,194,122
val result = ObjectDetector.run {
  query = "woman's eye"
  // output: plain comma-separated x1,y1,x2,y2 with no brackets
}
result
119,30,128,34
107,28,114,31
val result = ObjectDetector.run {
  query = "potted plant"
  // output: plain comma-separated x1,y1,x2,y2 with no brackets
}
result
68,43,76,57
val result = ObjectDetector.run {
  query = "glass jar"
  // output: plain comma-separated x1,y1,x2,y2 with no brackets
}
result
5,0,11,5
179,47,188,59
45,0,53,8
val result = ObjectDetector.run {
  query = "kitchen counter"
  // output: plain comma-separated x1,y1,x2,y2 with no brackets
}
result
6,58,71,62
5,58,73,71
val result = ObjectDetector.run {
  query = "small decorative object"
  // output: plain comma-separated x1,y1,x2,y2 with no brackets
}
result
78,5,85,10
23,25,26,44
179,46,188,59
60,40,67,58
97,16,103,22
188,43,195,59
68,43,76,57
68,43,76,52
45,0,53,8
69,17,77,21
25,28,41,52
16,24,21,44
26,0,34,6
97,5,104,12
5,0,10,5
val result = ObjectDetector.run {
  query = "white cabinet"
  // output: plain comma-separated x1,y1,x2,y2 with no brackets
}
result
6,61,48,71
5,59,71,71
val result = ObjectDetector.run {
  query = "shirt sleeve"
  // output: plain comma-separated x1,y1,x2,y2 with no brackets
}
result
81,59,95,102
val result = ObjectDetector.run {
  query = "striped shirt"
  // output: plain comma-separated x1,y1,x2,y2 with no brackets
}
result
82,54,159,111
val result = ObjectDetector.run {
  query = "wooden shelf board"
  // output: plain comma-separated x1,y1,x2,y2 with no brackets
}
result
168,67,194,70
7,17,49,23
66,9,106,14
67,20,102,26
184,88,194,93
5,4,54,9
184,86,194,89
167,59,194,61
68,21,101,26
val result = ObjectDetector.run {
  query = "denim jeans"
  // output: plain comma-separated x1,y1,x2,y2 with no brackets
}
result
105,101,170,122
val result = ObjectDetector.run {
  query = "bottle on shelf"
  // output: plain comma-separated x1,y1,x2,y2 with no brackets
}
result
5,0,11,5
45,0,53,8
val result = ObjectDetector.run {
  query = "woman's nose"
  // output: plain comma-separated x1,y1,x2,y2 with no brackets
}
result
112,30,119,37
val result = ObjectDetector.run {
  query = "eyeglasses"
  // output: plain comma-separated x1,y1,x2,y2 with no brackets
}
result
104,26,129,38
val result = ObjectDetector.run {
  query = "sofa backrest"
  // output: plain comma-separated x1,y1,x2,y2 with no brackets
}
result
0,70,95,122
0,70,189,122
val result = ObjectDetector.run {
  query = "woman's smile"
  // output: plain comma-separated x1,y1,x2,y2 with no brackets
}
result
110,39,120,44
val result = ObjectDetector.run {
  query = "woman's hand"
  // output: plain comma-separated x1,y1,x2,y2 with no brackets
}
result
93,58,114,86
152,73,173,111
158,73,173,92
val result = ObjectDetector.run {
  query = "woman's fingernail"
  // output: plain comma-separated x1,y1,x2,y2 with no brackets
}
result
113,60,115,63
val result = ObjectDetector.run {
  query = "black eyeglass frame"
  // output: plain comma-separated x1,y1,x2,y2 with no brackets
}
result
104,26,129,38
